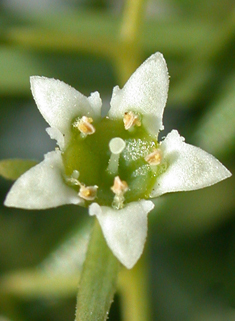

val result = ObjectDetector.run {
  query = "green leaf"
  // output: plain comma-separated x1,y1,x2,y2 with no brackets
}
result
41,219,92,275
75,218,120,321
0,270,79,299
194,73,235,156
5,11,220,55
0,47,46,95
0,159,38,180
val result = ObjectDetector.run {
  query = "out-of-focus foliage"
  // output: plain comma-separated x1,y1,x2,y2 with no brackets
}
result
0,159,37,180
0,0,234,320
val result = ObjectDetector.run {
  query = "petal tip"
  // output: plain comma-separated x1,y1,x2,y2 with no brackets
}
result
151,130,232,197
91,200,154,269
4,195,13,208
89,202,102,216
109,51,169,136
30,75,48,90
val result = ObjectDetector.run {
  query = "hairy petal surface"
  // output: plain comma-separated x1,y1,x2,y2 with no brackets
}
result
30,77,102,141
108,52,169,136
4,151,82,209
151,130,232,197
89,200,155,269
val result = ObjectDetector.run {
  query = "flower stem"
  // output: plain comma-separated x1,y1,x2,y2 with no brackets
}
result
75,218,120,321
118,253,151,321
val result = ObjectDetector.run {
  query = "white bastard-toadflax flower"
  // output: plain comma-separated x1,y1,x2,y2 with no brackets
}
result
4,53,231,269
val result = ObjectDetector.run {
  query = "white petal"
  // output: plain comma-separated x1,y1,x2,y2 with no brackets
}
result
30,76,102,140
46,127,65,150
108,52,169,136
87,91,102,119
89,200,155,269
4,151,82,209
150,130,232,197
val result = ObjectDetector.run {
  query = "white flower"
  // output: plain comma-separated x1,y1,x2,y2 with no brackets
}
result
4,52,231,269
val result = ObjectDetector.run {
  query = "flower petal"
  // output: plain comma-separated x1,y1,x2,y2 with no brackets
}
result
87,91,102,119
89,200,155,269
108,52,169,136
46,127,65,150
4,151,82,209
150,130,232,197
30,76,102,140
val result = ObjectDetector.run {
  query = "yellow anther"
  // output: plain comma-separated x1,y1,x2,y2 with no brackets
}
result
111,176,128,196
123,111,141,130
74,116,95,135
66,171,97,201
111,176,128,209
145,149,162,165
79,185,98,201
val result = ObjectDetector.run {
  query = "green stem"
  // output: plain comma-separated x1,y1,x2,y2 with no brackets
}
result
120,0,147,43
75,218,120,321
118,252,151,321
114,0,147,85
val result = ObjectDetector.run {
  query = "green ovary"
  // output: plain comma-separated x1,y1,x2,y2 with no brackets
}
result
62,117,161,207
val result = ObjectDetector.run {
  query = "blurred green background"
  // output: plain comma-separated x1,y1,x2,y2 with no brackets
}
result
0,0,235,320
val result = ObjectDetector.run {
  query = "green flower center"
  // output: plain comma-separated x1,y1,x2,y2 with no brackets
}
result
62,115,166,207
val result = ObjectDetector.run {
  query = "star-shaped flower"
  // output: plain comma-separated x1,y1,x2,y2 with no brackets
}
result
4,52,231,269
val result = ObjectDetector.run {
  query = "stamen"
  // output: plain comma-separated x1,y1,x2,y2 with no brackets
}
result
73,116,95,135
107,137,126,174
111,176,128,195
145,149,162,165
66,171,97,201
111,176,128,209
71,170,80,179
123,111,141,130
78,185,98,201
66,170,80,185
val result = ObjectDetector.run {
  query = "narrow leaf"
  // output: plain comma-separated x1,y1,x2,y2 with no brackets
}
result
195,74,235,156
0,159,37,180
1,270,78,298
75,218,120,321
